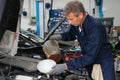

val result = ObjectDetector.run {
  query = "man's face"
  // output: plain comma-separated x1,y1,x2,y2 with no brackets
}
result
66,12,82,26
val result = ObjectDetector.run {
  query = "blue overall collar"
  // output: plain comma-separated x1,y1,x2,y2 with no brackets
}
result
80,14,91,37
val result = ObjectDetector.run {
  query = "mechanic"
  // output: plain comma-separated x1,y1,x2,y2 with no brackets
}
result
49,1,116,80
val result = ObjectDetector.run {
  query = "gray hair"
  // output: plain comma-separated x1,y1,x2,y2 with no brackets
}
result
63,1,85,17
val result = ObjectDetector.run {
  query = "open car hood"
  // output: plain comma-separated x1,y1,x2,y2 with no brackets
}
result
0,0,71,57
0,0,22,56
0,0,75,73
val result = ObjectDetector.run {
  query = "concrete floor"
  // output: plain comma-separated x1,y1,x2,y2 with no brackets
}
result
116,72,120,80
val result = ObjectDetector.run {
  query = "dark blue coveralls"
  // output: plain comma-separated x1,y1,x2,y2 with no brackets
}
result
61,14,116,80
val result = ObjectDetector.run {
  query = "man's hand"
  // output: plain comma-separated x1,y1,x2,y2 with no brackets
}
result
50,63,67,75
49,34,62,40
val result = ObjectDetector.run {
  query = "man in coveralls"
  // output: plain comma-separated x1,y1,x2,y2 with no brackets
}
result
50,1,116,80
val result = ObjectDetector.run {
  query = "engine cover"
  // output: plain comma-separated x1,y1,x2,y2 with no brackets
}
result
0,56,40,72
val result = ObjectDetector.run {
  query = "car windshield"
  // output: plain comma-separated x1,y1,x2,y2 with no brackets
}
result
20,29,44,43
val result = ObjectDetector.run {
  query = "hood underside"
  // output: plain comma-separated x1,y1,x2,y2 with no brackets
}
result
0,0,20,41
0,0,21,56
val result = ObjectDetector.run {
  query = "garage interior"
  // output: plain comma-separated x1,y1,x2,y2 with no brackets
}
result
0,0,120,80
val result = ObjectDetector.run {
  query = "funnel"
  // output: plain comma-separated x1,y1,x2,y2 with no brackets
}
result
37,59,56,78
42,40,61,63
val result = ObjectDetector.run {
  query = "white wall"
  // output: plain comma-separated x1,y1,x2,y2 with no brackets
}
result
103,0,120,26
21,0,36,30
21,0,120,34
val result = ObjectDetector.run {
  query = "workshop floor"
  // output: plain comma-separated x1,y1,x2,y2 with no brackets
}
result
116,72,120,80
